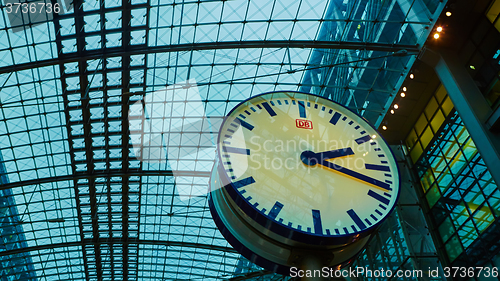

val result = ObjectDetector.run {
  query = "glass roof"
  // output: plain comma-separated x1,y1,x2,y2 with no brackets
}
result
0,0,445,280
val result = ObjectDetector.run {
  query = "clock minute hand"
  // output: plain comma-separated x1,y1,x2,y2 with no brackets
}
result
300,148,354,166
319,160,391,191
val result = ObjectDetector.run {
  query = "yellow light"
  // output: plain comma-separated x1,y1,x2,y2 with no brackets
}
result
382,126,387,130
394,104,399,109
436,26,443,32
433,33,440,39
402,87,407,91
470,65,476,70
409,73,414,79
371,135,376,139
390,109,395,114
401,92,406,97
446,11,452,17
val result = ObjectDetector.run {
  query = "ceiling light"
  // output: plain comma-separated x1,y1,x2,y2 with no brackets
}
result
390,109,395,114
436,26,443,32
409,73,414,79
382,126,387,130
433,33,440,39
400,92,405,97
402,87,407,92
394,104,399,109
446,11,452,17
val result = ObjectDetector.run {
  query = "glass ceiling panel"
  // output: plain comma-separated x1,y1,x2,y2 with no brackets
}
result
0,0,445,280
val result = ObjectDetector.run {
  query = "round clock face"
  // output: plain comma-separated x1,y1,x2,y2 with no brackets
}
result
217,91,400,240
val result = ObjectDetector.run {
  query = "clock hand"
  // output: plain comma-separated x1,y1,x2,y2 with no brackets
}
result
319,160,391,191
300,148,354,166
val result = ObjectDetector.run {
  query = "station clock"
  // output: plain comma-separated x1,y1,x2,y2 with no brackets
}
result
209,91,400,274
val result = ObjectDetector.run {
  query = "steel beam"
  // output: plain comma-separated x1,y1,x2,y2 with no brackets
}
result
0,170,211,191
0,239,237,257
0,41,419,74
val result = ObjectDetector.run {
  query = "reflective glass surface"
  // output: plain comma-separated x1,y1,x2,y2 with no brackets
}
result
415,110,499,264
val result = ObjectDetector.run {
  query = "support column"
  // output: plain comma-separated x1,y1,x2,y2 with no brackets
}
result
419,48,500,186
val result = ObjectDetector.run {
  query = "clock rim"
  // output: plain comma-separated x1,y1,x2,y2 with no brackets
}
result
208,186,366,274
216,90,401,244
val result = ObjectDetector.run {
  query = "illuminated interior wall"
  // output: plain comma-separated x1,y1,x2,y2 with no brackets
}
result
405,87,499,264
486,0,500,33
405,84,454,164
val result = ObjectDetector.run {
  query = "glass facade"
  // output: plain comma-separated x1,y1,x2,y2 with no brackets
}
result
408,91,499,265
405,84,454,164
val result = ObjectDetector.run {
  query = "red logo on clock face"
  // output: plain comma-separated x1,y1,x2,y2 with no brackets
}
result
296,119,313,129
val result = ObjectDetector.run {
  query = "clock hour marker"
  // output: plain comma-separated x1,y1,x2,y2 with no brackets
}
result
236,118,254,131
347,209,366,230
365,164,391,172
262,102,277,116
298,101,307,118
232,176,255,189
368,190,390,205
365,219,372,226
268,201,284,220
355,135,372,144
312,209,323,235
223,147,250,155
329,112,341,125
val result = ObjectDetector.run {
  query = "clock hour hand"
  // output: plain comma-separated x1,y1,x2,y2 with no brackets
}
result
300,148,354,166
319,160,391,191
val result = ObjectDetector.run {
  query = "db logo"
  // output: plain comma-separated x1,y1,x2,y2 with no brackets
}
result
296,119,313,129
